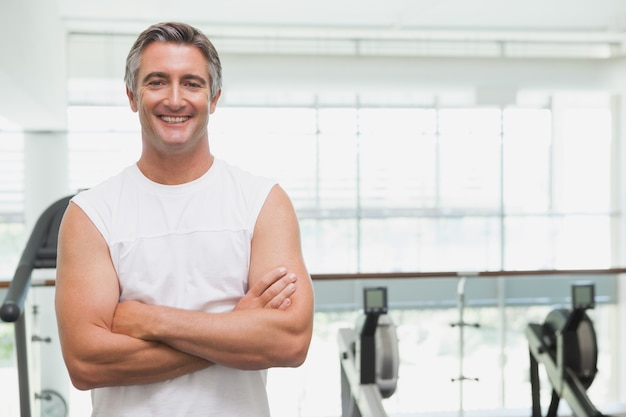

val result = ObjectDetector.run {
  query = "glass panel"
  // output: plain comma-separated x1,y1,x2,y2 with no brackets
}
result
67,106,138,132
359,108,438,210
503,108,552,213
0,131,24,220
317,109,358,210
359,218,422,272
67,106,141,191
438,109,502,210
416,217,501,272
553,215,611,269
299,218,358,274
505,215,610,270
0,222,26,280
68,132,141,191
211,108,318,211
0,131,25,280
504,216,559,270
0,320,18,417
556,108,611,212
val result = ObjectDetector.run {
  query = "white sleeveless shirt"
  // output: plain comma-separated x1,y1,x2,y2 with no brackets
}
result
72,159,276,417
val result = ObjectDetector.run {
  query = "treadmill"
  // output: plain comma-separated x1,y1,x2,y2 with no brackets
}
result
1,195,73,417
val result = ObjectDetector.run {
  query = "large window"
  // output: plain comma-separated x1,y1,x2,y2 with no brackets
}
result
0,129,25,280
64,99,613,274
214,103,611,274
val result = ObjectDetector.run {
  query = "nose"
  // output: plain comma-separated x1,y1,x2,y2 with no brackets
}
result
164,84,184,110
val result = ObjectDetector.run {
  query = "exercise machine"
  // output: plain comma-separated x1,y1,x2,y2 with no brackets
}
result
526,282,605,417
338,287,399,417
1,195,73,417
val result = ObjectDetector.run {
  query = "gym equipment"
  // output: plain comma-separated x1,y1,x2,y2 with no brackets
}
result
1,195,73,417
450,276,480,416
338,287,399,417
526,282,605,417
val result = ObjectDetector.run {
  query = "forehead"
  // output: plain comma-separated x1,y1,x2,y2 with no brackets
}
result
139,42,208,78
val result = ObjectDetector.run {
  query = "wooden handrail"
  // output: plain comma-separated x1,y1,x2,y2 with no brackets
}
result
2,267,626,288
311,268,626,280
0,279,56,289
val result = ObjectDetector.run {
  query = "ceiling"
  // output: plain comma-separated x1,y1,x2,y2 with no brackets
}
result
54,0,626,61
5,0,626,131
59,0,626,37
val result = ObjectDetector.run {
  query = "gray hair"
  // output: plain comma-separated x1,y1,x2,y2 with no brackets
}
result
124,22,222,100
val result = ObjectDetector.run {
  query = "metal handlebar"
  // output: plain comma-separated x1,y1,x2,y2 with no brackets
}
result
0,195,72,323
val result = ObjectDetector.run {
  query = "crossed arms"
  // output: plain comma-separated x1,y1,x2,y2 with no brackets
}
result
55,185,314,390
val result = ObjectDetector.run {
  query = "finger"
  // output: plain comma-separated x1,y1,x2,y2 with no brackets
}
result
256,272,296,305
265,280,296,309
266,273,296,302
247,267,288,297
277,297,292,311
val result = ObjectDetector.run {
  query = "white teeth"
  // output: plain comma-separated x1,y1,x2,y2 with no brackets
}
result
161,116,188,123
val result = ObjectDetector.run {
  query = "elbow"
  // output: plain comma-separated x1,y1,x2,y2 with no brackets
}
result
281,316,314,367
277,332,312,368
70,375,95,392
241,330,311,370
64,357,104,391
67,368,96,391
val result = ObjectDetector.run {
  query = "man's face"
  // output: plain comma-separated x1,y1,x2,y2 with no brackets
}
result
127,42,220,155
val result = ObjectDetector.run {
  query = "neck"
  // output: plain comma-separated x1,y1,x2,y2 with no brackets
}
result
137,148,214,185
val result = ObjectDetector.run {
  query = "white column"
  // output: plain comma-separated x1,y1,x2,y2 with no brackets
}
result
24,132,70,229
612,93,626,403
24,131,71,415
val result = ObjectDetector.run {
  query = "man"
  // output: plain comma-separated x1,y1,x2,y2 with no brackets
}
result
55,22,314,417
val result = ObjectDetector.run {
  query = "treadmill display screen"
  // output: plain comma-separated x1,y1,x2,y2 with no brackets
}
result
572,283,595,310
364,287,387,314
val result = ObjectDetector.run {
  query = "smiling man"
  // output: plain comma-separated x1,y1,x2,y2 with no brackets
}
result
55,22,314,417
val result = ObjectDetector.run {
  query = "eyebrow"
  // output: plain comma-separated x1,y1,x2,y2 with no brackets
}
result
182,74,208,86
142,72,208,86
141,72,168,84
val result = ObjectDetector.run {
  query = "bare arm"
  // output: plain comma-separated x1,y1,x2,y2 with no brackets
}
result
111,185,315,369
55,202,211,390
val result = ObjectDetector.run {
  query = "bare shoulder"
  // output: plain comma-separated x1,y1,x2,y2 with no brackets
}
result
56,201,121,330
58,202,105,254
255,184,299,238
56,201,117,298
250,185,309,284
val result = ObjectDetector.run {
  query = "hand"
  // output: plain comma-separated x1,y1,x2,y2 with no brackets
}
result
235,267,297,311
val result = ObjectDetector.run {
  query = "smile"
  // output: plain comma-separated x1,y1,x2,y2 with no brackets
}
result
160,116,189,123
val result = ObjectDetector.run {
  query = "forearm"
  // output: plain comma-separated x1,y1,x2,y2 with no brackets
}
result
113,301,311,370
149,307,309,369
112,264,313,370
60,326,212,390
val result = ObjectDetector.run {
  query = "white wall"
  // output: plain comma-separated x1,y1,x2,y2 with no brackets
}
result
0,0,67,131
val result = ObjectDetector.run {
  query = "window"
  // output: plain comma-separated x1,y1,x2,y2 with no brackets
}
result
65,99,613,274
0,130,25,280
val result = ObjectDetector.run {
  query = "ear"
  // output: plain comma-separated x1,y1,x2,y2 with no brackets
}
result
126,87,138,113
209,89,222,114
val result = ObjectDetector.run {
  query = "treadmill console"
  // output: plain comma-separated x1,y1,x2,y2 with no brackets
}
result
364,287,388,315
572,282,595,310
